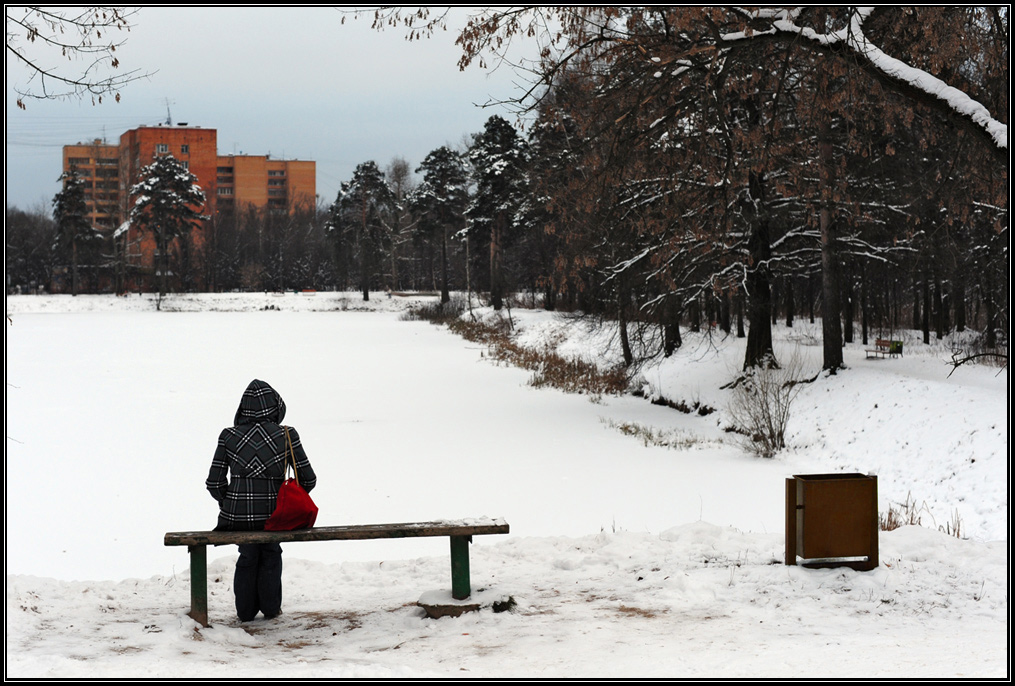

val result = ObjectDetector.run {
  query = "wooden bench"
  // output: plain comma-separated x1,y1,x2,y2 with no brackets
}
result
164,518,510,626
865,338,903,359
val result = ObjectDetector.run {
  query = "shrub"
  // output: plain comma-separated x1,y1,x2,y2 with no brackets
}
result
401,295,468,323
649,394,716,416
725,352,808,458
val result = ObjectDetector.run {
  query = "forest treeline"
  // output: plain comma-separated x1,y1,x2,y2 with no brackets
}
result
7,7,1007,371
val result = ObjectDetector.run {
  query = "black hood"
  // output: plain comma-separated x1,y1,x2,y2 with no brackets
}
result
234,379,287,426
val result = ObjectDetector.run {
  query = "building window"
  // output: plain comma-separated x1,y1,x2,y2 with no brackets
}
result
267,170,285,177
218,187,234,196
156,143,168,154
181,144,189,154
181,161,189,170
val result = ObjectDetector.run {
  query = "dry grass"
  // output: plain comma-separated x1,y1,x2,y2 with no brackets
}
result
879,492,927,531
600,418,707,450
617,605,660,619
408,303,628,397
879,492,964,539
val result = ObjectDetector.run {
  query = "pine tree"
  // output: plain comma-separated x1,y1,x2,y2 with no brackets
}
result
411,146,469,304
465,115,527,310
327,161,394,301
129,154,206,301
53,167,101,295
7,206,57,294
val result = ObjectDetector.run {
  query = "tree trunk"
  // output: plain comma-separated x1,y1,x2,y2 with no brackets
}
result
843,270,854,344
490,214,504,310
361,243,370,302
743,171,776,370
771,278,780,326
860,269,869,346
159,234,168,299
663,298,682,356
983,273,997,348
360,208,370,301
953,268,966,332
933,277,945,339
71,239,80,296
744,233,776,368
892,275,902,331
618,292,633,367
922,274,931,344
428,242,436,292
390,241,399,292
465,235,473,315
440,224,450,304
736,294,746,338
912,278,921,331
808,273,816,324
544,277,557,311
785,277,794,328
818,121,843,371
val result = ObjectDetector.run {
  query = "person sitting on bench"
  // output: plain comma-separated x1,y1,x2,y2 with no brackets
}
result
206,379,317,622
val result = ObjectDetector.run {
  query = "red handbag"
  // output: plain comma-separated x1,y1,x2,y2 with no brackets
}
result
264,427,318,531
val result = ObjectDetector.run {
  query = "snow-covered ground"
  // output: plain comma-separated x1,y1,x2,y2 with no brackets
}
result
5,291,1009,678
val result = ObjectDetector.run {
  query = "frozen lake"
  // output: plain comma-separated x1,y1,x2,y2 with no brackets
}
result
6,304,794,581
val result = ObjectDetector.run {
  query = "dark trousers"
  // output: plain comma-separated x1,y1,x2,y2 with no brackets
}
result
234,542,283,621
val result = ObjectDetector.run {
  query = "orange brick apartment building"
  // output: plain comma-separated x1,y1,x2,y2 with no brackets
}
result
60,123,315,292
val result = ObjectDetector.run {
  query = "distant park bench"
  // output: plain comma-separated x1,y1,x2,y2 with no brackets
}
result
164,518,510,627
865,338,903,359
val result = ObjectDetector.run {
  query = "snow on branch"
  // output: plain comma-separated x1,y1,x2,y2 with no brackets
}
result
720,7,1008,154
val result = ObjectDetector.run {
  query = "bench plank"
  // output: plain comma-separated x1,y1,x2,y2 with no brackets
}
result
164,518,510,627
165,519,510,547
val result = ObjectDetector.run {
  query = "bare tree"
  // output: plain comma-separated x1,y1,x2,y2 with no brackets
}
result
6,6,152,109
386,157,416,291
726,349,810,458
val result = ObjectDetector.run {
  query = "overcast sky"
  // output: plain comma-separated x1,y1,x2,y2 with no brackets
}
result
5,7,533,213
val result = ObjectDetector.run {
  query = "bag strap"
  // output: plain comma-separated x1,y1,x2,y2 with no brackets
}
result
283,426,299,486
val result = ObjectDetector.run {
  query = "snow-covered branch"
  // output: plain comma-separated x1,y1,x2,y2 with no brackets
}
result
719,7,1008,157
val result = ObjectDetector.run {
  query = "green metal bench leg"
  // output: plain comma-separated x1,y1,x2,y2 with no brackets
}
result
188,544,209,627
450,535,472,600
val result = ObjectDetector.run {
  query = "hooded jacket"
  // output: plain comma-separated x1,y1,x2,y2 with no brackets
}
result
206,379,317,531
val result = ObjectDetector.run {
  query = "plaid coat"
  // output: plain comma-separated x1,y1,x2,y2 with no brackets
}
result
206,379,317,531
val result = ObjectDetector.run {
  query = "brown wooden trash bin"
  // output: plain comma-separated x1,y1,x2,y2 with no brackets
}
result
785,473,878,571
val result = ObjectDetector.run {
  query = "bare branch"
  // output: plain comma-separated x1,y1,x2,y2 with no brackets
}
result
6,6,154,109
947,350,1009,378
